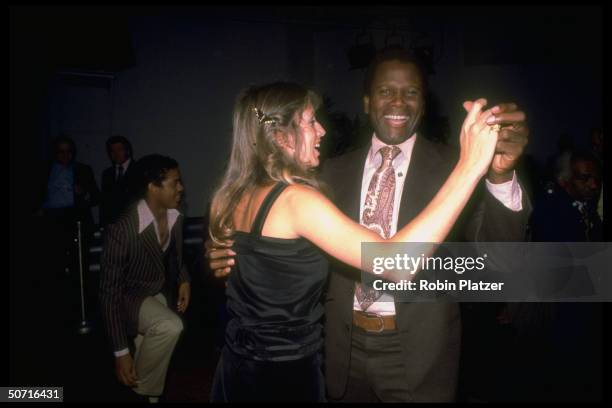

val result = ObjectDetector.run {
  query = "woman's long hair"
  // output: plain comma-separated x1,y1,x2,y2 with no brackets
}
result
209,82,322,244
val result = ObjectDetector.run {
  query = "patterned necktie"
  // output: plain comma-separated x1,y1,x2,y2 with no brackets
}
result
355,145,401,311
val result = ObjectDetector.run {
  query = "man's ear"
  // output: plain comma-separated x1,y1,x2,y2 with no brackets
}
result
363,95,370,115
147,181,157,196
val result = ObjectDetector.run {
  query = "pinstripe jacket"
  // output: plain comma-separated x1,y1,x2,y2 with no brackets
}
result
99,202,190,353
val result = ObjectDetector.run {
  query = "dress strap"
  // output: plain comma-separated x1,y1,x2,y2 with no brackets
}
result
251,182,289,236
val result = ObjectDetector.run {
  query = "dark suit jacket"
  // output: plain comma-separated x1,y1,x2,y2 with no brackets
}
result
530,188,602,242
100,161,133,227
99,203,191,353
320,137,530,402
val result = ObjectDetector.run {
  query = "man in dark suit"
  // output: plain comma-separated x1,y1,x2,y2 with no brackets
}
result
319,50,529,402
100,135,135,227
521,149,603,401
531,149,602,242
99,154,191,403
207,49,530,402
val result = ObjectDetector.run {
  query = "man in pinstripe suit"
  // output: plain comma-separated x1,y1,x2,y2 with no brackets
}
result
99,154,191,403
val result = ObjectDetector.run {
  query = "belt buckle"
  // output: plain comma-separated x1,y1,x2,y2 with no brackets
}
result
363,312,385,333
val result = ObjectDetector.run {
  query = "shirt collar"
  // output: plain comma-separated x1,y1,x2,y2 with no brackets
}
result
367,132,417,166
117,158,131,172
137,199,180,235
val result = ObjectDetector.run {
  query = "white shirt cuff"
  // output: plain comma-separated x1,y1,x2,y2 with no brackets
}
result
485,170,523,212
114,348,130,357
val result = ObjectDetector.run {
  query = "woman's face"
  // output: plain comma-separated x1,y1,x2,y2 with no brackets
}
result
295,105,326,168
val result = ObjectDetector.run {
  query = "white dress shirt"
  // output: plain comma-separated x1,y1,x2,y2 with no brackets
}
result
353,134,523,316
136,199,180,252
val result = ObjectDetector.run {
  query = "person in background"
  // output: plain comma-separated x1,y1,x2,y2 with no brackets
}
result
38,135,100,278
532,149,602,242
521,149,603,401
100,135,135,227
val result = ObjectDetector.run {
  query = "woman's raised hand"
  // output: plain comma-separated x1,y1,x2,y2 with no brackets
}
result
458,98,499,178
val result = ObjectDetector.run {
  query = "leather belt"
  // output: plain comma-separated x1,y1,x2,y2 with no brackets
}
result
352,310,397,333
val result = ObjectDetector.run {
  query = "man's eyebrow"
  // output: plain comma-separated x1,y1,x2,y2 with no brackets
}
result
376,82,421,88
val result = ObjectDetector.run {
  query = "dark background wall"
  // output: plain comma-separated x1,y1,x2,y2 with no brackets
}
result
11,5,603,219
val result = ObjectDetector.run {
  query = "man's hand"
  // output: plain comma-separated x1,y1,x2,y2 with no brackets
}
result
204,238,236,279
463,101,529,183
177,281,191,313
115,354,138,387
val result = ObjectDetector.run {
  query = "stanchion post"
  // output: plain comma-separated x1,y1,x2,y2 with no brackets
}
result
76,221,92,335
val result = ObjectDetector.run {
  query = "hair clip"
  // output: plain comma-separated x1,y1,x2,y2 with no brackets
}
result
253,107,265,123
252,107,277,126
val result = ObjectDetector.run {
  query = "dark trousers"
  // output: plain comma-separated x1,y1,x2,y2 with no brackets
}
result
210,347,325,402
328,326,410,402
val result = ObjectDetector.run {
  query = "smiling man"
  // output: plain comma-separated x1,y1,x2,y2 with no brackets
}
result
363,59,426,146
99,154,191,403
320,48,530,402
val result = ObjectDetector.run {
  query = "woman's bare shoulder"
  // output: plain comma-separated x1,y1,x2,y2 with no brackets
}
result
283,183,326,203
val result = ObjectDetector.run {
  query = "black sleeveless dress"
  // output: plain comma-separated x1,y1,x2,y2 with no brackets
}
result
210,182,329,402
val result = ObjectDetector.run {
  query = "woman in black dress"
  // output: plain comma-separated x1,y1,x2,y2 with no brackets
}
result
208,82,499,402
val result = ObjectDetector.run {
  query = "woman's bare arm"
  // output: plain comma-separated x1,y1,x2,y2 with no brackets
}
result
287,99,498,278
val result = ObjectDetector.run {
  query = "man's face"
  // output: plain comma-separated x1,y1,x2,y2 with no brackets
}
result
564,160,601,202
363,60,425,145
149,168,184,209
55,142,74,166
109,142,129,165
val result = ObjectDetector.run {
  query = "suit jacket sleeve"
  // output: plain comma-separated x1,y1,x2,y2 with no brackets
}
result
84,165,101,207
424,142,532,244
75,163,101,209
464,177,532,243
99,222,130,352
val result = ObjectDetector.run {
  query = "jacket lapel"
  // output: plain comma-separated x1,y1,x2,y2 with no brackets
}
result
398,136,446,227
140,223,165,275
335,146,370,221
